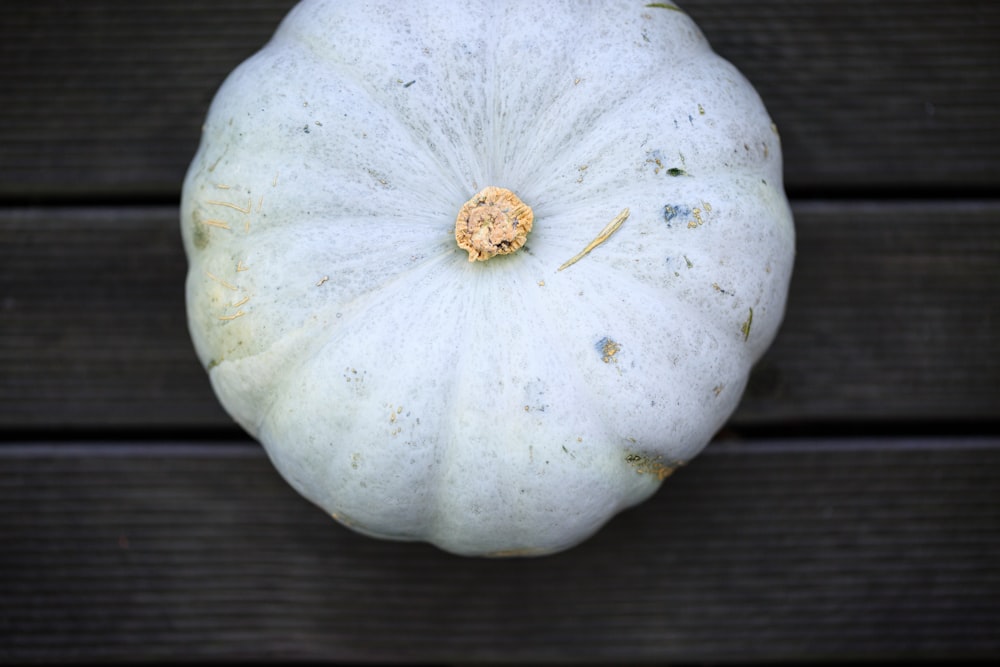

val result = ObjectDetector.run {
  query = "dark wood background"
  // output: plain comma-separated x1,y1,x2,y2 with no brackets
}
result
2,1,998,663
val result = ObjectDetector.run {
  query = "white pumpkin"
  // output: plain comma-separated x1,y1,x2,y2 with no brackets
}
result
181,0,795,556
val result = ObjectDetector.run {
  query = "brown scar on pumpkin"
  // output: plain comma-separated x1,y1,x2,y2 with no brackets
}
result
625,453,681,480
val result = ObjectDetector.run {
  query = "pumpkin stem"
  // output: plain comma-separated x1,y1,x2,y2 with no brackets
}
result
455,186,533,261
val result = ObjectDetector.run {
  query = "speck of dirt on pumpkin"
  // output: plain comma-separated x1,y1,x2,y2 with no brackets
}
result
596,337,621,363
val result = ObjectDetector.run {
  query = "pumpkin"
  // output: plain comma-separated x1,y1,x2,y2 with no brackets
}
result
180,0,795,556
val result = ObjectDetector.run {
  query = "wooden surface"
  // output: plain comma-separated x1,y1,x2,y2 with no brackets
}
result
3,438,998,663
1,0,999,663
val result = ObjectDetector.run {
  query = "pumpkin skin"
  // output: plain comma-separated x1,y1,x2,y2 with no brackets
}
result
181,0,795,556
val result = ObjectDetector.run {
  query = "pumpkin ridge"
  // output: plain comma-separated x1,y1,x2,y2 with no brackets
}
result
421,261,634,553
515,249,636,452
532,244,747,462
217,245,457,436
273,23,483,194
497,10,710,189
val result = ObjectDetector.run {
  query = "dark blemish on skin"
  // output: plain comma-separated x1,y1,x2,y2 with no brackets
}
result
192,216,210,250
663,204,691,226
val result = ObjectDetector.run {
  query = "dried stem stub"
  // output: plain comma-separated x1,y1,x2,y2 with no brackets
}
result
455,186,533,261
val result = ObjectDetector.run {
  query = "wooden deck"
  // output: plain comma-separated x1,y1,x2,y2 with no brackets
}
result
2,1,998,662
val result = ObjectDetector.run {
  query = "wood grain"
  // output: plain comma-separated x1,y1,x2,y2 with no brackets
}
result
2,201,997,430
2,438,998,662
0,1,998,198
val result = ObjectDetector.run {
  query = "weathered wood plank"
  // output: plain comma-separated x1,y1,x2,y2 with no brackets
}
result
0,1,997,197
1,201,998,429
739,199,1000,424
0,207,222,428
2,437,998,662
